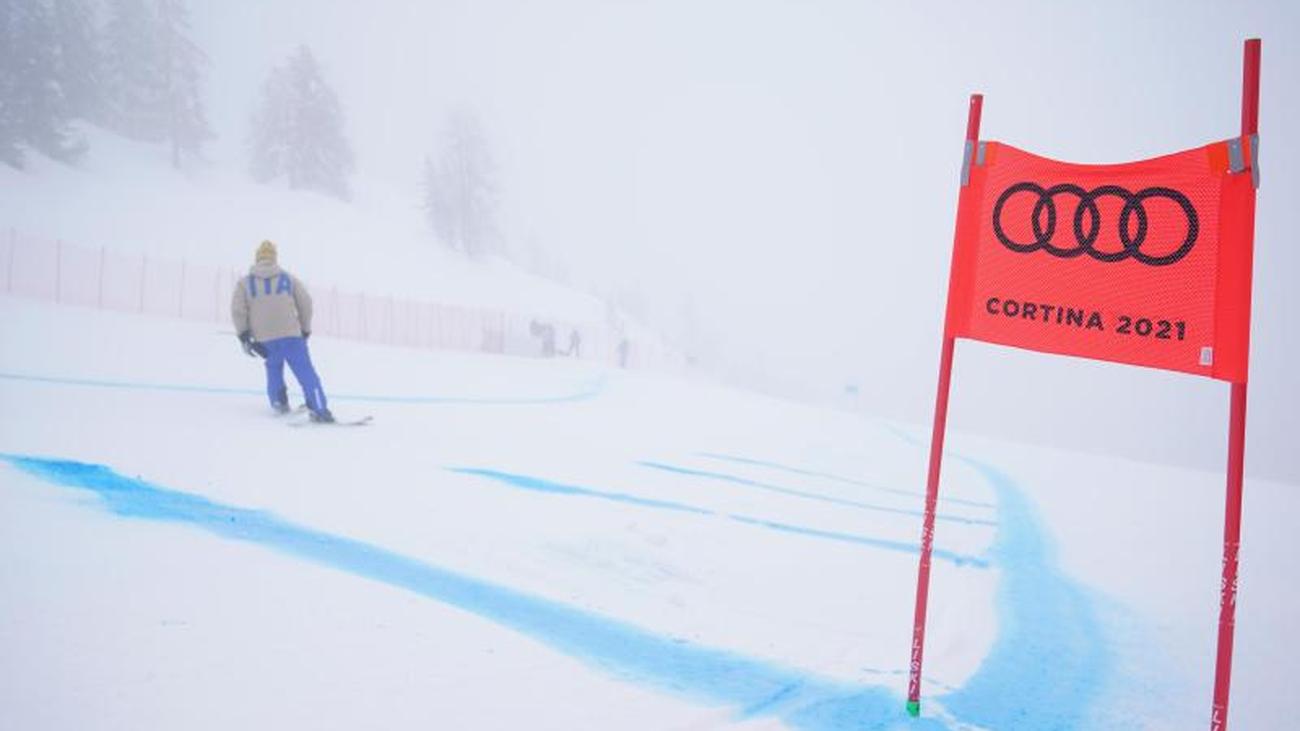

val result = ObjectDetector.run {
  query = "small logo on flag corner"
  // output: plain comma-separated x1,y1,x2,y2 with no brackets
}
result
1200,347,1214,366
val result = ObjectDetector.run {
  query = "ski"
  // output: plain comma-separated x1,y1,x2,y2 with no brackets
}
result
287,415,373,428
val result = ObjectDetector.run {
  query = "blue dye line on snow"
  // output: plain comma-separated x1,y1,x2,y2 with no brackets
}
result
727,436,1118,727
0,372,259,397
875,421,1114,727
448,467,713,515
0,371,603,406
696,452,996,510
450,467,988,568
935,457,1111,729
2,446,1114,728
0,453,950,731
727,516,987,569
639,461,996,528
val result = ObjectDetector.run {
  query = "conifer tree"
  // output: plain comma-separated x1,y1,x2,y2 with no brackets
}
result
103,0,165,140
422,111,498,256
0,0,82,167
0,0,22,167
51,0,104,122
248,46,354,199
248,64,290,184
156,0,211,167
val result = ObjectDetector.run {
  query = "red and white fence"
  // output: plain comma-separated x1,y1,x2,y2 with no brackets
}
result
1,228,684,372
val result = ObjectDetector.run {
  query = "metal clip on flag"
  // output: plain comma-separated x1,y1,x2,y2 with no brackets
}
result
905,39,1261,731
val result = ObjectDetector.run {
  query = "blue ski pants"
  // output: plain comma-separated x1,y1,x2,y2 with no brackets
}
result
262,336,328,414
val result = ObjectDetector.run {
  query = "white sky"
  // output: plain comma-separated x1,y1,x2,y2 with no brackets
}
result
188,0,1299,482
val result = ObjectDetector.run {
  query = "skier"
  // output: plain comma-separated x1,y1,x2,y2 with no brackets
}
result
231,240,334,422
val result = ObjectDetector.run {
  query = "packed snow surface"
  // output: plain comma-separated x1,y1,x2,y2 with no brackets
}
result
1,295,1296,730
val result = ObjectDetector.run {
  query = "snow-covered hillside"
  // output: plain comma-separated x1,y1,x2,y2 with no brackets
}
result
2,294,1296,730
0,124,689,374
0,126,617,326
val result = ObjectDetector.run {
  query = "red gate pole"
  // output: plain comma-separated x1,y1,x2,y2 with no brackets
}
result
1209,37,1259,731
906,93,982,718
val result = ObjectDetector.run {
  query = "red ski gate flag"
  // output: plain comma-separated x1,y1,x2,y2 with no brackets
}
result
909,40,1262,731
944,138,1258,382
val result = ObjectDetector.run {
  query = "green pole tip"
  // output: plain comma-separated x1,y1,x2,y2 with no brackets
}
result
906,700,921,717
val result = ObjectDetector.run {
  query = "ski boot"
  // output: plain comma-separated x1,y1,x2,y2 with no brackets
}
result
271,387,290,414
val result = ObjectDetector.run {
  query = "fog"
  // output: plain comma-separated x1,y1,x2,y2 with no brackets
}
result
46,1,1300,481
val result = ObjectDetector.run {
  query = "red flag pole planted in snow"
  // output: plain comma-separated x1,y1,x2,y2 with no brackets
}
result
1209,37,1260,731
906,92,982,719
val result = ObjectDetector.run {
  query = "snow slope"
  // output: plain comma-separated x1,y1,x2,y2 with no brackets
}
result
1,294,1297,730
0,126,610,324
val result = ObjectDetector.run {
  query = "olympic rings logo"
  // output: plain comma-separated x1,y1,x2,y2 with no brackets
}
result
991,182,1199,266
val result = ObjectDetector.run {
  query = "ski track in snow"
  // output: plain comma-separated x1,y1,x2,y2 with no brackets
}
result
0,371,605,406
449,467,989,568
637,461,997,527
0,445,1127,730
693,452,996,510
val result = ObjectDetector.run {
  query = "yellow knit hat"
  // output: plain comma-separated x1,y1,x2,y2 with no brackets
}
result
255,240,277,263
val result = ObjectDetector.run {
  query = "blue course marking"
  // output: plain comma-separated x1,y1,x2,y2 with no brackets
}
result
727,516,987,569
935,457,1112,729
719,438,1122,727
448,467,713,515
0,454,950,731
696,452,996,510
3,447,1117,727
0,371,604,406
449,468,988,568
879,415,1116,727
639,461,996,528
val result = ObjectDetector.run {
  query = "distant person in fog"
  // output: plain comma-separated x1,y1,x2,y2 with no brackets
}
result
564,328,581,357
530,319,556,357
231,240,334,422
